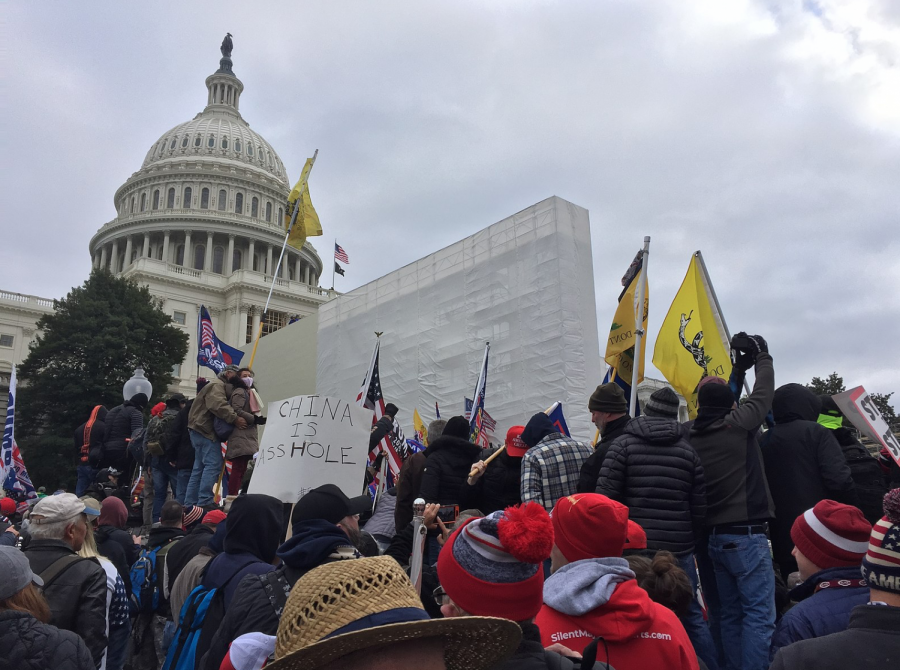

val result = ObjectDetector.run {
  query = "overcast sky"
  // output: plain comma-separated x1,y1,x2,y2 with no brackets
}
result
3,1,898,403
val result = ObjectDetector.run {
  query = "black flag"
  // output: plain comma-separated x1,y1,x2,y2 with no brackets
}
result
334,261,345,276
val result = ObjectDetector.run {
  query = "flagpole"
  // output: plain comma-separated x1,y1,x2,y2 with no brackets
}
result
331,237,336,289
695,250,751,397
249,149,318,368
629,237,650,416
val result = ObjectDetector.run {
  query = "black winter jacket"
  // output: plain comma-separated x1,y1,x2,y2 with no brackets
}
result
165,400,195,470
420,435,482,506
770,604,900,670
96,524,140,567
576,414,631,493
164,523,215,594
761,384,860,575
0,610,95,670
459,450,523,515
596,416,706,556
369,414,395,450
23,538,109,667
101,400,144,466
494,622,608,670
73,407,107,467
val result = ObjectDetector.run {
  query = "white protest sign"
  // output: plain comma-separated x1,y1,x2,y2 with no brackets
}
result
248,395,373,503
832,386,900,468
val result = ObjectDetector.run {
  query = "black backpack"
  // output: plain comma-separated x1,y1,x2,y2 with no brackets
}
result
841,441,888,524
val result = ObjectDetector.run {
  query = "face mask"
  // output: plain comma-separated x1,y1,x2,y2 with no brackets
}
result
242,377,254,388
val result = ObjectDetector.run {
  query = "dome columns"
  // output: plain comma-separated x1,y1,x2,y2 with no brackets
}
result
163,231,171,265
227,235,236,275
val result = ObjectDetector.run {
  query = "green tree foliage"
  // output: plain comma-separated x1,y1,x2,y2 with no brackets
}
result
16,270,188,488
871,392,897,425
806,372,846,396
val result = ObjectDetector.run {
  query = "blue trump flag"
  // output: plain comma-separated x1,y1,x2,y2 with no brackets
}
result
197,305,244,374
545,402,571,437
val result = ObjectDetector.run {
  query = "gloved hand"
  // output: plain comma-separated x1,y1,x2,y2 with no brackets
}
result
730,331,761,371
748,334,768,354
254,415,267,425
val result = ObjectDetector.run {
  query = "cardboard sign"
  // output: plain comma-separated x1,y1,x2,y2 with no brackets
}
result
248,395,373,503
832,386,900,467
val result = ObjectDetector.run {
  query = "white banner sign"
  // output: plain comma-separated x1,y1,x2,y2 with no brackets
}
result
832,385,900,468
248,395,373,503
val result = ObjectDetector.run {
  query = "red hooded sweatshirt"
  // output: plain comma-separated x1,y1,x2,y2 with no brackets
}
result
535,560,698,670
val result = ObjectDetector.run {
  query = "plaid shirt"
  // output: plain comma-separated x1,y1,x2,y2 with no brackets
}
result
520,433,594,512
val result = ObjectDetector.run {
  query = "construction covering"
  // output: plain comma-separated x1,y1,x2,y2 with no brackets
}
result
316,196,602,442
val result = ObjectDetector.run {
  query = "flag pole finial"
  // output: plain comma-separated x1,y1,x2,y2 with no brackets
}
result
375,331,383,338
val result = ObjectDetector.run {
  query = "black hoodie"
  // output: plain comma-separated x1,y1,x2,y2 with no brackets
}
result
760,384,860,575
420,435,482,506
73,406,108,467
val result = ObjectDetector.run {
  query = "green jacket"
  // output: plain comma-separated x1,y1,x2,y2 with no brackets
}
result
187,375,239,441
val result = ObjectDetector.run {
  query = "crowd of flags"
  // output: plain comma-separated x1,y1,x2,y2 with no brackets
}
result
1,367,38,512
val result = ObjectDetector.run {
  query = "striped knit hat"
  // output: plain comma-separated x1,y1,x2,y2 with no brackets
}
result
861,489,900,594
790,500,870,569
437,503,553,620
644,387,680,419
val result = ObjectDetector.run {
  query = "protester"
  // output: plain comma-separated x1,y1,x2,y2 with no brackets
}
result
22,493,108,667
203,485,367,670
535,493,699,669
770,489,900,669
577,382,631,493
224,368,264,503
169,520,226,626
626,550,694,617
94,496,139,581
769,500,873,659
81,496,131,609
369,402,399,450
248,555,521,670
364,486,398,551
0,496,20,547
100,392,148,478
395,418,445,530
437,502,599,670
461,425,527,515
520,412,593,512
166,379,207,503
420,415,482,508
74,405,108,497
186,365,247,508
595,400,716,669
761,383,861,576
145,393,185,523
0,545,96,670
687,333,775,670
818,394,887,523
164,507,226,594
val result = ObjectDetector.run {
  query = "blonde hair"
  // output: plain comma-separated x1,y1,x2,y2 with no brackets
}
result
78,520,100,559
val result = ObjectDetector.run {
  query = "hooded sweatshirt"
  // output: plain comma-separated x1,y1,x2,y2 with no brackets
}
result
535,558,699,670
760,384,860,575
420,434,482,506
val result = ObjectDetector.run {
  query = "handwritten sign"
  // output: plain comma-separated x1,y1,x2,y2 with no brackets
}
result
832,386,900,468
248,394,373,503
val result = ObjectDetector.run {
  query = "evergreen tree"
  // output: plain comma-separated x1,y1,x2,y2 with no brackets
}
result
16,270,188,488
806,372,846,396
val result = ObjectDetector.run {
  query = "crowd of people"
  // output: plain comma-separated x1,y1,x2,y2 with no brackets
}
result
1,337,899,670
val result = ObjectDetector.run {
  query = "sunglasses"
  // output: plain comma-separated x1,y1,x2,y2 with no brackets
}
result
432,585,450,608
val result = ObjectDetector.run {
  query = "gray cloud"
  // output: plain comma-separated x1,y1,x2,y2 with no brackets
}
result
2,0,898,402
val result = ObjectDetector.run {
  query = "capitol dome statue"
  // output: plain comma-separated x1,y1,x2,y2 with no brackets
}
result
86,36,329,394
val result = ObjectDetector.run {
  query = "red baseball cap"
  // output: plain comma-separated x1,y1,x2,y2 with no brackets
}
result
0,497,16,517
552,493,629,562
625,519,647,551
505,426,528,457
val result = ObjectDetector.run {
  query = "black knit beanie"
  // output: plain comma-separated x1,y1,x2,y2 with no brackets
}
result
443,416,471,439
588,383,627,413
697,383,735,410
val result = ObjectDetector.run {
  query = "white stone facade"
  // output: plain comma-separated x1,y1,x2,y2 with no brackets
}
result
0,45,332,399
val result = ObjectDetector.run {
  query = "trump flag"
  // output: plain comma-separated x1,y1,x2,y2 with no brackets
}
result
197,305,244,374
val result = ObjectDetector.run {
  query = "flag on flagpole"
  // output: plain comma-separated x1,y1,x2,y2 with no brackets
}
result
464,398,497,441
413,409,428,443
545,402,571,437
652,253,732,418
435,402,441,419
213,442,233,505
1,367,37,506
334,262,345,277
356,339,405,496
603,252,649,412
334,243,349,264
285,155,323,251
197,305,244,374
468,343,491,447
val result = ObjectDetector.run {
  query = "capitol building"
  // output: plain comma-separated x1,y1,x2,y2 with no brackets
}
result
0,39,330,399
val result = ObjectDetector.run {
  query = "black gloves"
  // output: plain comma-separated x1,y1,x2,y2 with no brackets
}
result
731,332,768,371
254,415,267,425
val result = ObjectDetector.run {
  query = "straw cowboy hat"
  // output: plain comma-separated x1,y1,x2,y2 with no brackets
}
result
268,555,521,670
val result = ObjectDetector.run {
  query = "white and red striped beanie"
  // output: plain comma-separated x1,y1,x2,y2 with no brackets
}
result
790,500,871,569
861,489,900,594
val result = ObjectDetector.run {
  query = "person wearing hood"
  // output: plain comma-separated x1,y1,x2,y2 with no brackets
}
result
202,484,366,670
166,378,209,504
760,383,861,577
577,383,631,493
100,392,148,487
520,412,594,513
94,495,139,569
74,405,108,497
395,418,446,530
461,425,528,515
596,386,717,670
164,507,226,596
420,415,482,507
169,519,227,626
535,493,699,669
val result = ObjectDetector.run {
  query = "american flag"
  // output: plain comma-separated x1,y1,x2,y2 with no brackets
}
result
464,397,497,446
197,305,243,374
334,243,349,264
357,339,405,495
467,343,492,447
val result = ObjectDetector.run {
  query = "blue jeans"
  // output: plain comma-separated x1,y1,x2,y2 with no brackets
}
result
707,529,775,670
185,430,222,507
676,551,720,670
151,458,177,522
106,619,131,670
175,468,191,504
76,464,97,497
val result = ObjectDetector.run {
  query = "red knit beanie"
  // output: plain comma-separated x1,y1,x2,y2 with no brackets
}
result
438,503,553,620
790,500,871,569
552,494,629,562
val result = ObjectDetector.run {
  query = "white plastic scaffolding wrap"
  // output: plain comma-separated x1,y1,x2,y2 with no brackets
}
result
316,196,603,442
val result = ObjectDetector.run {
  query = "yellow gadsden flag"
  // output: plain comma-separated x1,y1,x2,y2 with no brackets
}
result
285,155,323,251
413,409,428,444
652,254,732,417
604,259,649,386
